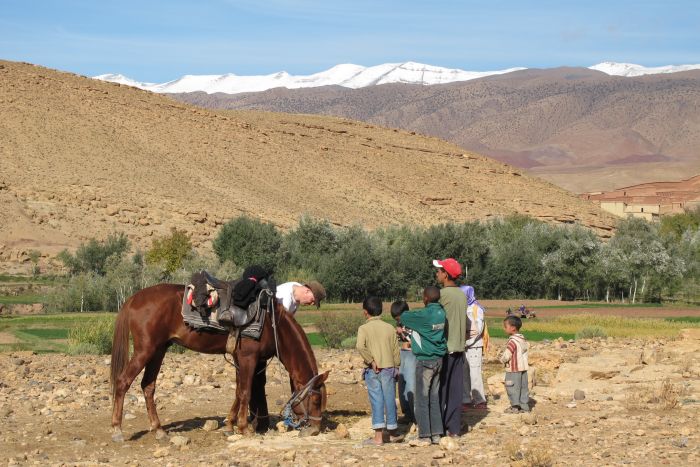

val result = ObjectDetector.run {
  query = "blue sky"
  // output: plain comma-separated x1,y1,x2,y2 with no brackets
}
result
1,0,698,82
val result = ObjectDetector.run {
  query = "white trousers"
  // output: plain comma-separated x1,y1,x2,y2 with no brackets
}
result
463,347,486,404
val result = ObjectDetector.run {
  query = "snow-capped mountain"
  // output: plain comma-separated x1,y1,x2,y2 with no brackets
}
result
94,62,525,94
94,61,700,95
589,61,700,77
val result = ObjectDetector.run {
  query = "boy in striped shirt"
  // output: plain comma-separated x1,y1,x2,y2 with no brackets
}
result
500,316,530,413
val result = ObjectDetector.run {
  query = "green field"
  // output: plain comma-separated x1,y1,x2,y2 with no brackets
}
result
2,309,698,354
0,312,113,353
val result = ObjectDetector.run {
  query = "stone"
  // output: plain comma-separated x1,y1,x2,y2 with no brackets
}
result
275,421,288,433
169,435,189,446
334,423,350,439
641,347,657,365
153,447,170,458
439,436,459,451
563,420,576,428
634,430,645,437
518,426,530,436
574,389,586,400
183,375,196,386
11,358,25,366
565,402,577,409
124,413,136,420
282,450,296,461
202,419,219,432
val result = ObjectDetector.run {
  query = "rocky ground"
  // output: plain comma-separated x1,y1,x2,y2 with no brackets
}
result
1,331,698,466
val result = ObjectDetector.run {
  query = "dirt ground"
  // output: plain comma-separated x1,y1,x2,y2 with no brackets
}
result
1,329,699,466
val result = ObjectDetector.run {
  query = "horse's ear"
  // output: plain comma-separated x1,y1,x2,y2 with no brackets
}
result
318,370,330,384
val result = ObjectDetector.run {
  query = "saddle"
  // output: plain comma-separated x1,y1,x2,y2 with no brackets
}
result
184,269,276,344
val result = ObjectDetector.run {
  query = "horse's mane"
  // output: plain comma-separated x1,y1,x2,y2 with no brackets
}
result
275,305,319,377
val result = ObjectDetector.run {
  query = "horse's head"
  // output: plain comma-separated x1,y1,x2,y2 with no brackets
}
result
297,370,330,437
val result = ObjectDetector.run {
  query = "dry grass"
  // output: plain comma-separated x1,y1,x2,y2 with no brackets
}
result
504,439,523,461
523,442,554,467
624,379,686,410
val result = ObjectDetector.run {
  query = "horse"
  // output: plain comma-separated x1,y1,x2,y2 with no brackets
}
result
109,283,329,442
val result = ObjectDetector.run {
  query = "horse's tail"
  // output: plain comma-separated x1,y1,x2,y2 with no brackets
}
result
110,300,131,399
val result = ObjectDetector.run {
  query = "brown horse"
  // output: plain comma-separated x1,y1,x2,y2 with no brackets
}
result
109,283,328,442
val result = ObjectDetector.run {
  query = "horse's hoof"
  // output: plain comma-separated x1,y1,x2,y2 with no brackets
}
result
155,429,168,441
111,431,125,443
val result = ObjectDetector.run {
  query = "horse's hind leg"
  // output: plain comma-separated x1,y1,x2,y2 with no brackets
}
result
112,350,152,442
141,343,168,440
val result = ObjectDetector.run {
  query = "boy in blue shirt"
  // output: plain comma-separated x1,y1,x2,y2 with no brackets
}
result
398,286,447,445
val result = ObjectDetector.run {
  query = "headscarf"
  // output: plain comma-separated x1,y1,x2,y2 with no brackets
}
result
459,285,480,307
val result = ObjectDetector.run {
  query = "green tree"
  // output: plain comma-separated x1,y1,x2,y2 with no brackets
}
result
541,226,600,300
213,215,281,272
145,228,193,277
58,233,130,276
280,215,339,276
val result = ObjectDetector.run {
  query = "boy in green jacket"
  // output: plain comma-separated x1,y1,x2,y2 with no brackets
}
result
398,286,447,445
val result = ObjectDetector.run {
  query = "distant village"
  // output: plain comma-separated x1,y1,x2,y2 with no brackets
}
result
581,175,700,221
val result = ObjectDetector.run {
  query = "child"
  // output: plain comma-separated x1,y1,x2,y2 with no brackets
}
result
391,300,415,423
460,285,488,410
397,286,447,445
500,316,530,413
356,296,401,445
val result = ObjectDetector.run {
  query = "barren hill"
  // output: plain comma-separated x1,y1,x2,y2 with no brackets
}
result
0,61,614,269
173,67,700,193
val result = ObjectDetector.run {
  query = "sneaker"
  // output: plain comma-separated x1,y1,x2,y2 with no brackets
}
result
407,436,431,447
431,435,442,444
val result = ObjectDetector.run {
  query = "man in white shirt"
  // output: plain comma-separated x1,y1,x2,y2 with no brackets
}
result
275,281,326,315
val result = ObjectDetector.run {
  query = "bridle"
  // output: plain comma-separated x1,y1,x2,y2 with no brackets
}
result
281,373,324,429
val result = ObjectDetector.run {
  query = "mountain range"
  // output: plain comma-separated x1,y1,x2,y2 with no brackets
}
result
166,66,700,193
94,61,700,95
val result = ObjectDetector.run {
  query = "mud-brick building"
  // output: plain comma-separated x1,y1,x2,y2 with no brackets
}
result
581,175,700,221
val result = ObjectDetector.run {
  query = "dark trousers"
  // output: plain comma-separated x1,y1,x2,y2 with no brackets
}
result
440,352,465,435
415,358,443,438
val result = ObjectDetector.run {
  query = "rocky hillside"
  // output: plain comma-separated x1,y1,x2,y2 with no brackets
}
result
0,61,614,270
174,67,700,193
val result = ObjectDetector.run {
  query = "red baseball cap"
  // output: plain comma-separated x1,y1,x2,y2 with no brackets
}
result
432,258,462,279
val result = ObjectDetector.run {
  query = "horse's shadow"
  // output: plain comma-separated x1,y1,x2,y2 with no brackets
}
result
128,415,227,441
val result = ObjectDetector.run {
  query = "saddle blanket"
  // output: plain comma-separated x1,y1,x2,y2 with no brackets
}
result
181,285,266,340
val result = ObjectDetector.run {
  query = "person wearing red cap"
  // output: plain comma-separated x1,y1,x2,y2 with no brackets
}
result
433,258,467,437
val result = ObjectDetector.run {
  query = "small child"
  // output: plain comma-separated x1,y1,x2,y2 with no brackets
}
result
391,300,415,423
500,316,530,413
397,286,447,445
356,296,401,445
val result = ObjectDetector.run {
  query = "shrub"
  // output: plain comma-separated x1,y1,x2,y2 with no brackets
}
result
575,326,607,340
340,336,357,349
317,312,364,349
68,317,115,354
